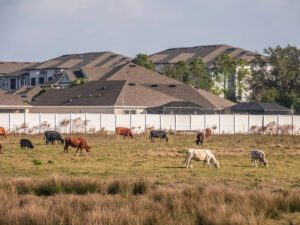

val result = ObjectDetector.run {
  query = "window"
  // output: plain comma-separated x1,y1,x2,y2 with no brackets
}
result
39,77,45,84
123,109,136,114
48,77,53,81
31,77,36,86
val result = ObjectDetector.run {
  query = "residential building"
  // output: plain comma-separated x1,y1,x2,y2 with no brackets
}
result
1,52,131,91
149,44,258,101
30,63,234,114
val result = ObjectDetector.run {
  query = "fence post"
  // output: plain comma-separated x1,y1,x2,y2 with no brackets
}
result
69,113,72,134
54,113,57,132
145,114,147,132
130,114,132,129
39,113,41,134
218,114,221,134
174,115,177,131
190,114,192,131
247,114,250,134
8,113,11,133
204,114,207,129
85,113,87,134
233,114,236,134
100,114,102,131
277,115,279,135
292,115,294,135
23,112,26,133
160,114,162,130
115,114,117,130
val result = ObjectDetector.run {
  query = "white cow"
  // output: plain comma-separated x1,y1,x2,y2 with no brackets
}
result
251,149,268,167
183,149,220,169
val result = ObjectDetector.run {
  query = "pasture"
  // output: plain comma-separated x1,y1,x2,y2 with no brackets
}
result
0,133,300,224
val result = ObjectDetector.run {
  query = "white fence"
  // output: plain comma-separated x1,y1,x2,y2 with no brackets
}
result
0,113,299,135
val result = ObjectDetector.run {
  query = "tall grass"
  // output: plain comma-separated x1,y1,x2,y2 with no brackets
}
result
0,177,299,225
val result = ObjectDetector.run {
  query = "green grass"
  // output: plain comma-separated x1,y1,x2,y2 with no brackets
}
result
0,133,299,190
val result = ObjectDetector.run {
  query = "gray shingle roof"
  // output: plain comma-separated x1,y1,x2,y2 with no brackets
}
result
150,44,258,68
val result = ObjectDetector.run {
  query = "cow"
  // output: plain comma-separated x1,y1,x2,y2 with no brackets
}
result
44,131,64,145
195,128,213,145
205,128,212,138
183,148,220,169
0,127,7,139
115,127,133,139
0,144,2,153
20,139,34,150
195,132,205,145
64,137,91,153
149,130,168,142
251,149,268,167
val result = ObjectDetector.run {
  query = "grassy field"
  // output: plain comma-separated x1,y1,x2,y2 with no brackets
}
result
0,133,299,224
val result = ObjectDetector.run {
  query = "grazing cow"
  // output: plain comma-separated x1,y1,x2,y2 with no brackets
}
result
20,139,34,150
0,127,7,139
115,127,133,139
149,130,168,142
44,131,64,145
251,149,268,167
205,128,212,138
195,132,205,145
183,149,220,169
64,137,91,153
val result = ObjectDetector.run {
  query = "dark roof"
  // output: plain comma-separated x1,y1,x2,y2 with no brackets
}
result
31,80,125,106
30,62,234,109
26,52,131,70
152,101,205,108
230,102,292,115
149,44,258,68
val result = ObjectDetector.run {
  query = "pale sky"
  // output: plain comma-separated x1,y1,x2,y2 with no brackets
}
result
0,0,299,62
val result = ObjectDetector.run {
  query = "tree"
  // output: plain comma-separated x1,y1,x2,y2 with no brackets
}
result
71,78,88,86
164,61,191,84
236,58,251,102
214,54,238,102
250,45,300,112
133,53,155,70
190,58,213,91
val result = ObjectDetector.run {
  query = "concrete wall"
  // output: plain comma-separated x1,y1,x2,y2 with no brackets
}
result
0,113,299,135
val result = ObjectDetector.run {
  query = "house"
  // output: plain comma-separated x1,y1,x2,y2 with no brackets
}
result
0,90,31,112
1,52,131,91
30,63,234,114
229,102,292,115
149,44,257,72
149,44,259,101
0,62,36,91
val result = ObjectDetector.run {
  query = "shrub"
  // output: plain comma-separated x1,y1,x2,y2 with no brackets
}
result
132,180,148,195
32,159,42,165
34,179,62,196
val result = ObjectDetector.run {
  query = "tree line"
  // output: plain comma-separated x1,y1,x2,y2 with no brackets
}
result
133,45,300,113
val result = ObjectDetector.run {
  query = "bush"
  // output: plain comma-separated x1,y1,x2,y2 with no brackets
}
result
132,180,148,195
32,159,42,165
34,179,62,196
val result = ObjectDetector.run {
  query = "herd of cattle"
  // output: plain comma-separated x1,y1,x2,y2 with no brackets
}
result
0,126,269,168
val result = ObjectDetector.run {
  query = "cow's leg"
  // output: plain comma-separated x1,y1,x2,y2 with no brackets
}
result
187,156,193,169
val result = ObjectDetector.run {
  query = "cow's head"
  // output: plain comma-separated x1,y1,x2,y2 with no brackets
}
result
213,160,220,168
86,145,91,152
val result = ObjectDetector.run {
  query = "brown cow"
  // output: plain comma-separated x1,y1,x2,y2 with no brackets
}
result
205,128,212,138
195,132,205,145
0,127,7,139
64,137,91,153
195,128,213,145
115,127,133,139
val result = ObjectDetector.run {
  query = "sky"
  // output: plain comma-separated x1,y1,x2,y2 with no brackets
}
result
0,0,299,62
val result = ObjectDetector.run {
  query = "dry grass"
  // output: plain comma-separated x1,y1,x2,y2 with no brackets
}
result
0,133,299,224
0,177,299,225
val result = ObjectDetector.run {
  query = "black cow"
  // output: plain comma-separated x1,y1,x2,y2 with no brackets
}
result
20,139,34,150
149,130,169,142
44,131,64,145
